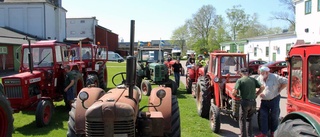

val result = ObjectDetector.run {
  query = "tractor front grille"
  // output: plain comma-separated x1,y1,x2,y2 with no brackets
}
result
114,120,135,136
86,120,135,137
5,87,23,98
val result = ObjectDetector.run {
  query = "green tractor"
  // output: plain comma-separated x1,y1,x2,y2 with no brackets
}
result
136,47,177,96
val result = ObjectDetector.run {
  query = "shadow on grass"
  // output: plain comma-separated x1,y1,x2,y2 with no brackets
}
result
15,105,68,136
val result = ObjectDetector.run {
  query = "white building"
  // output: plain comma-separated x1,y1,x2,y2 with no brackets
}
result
66,17,98,43
221,0,320,61
0,0,67,41
294,0,320,44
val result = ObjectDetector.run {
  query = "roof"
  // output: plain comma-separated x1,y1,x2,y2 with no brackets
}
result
247,31,296,40
4,0,47,3
220,40,248,46
0,27,38,45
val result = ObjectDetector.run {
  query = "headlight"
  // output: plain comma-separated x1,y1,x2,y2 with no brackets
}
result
156,89,166,99
213,77,220,83
79,91,89,101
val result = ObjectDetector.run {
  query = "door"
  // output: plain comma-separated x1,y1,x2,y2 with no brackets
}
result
272,53,276,61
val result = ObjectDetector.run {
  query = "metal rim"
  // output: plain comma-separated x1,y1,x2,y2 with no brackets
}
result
196,85,201,111
141,83,148,95
209,108,215,129
0,107,8,137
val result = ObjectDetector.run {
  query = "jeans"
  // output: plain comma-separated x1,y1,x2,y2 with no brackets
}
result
239,100,256,137
174,72,180,88
259,95,281,134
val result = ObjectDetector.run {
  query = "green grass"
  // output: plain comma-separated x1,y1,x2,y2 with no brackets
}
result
9,62,218,137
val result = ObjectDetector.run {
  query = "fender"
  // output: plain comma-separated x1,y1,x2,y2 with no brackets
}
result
74,87,105,134
198,67,205,76
281,111,320,135
148,87,172,133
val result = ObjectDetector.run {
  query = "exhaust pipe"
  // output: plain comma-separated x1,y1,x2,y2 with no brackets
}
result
126,20,136,99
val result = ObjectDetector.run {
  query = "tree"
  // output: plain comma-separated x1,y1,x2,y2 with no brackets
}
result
237,13,268,39
270,0,295,31
226,5,251,40
208,15,230,52
188,5,218,53
170,24,190,54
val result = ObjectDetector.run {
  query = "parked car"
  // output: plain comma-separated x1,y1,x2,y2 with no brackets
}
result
259,61,287,75
248,60,268,74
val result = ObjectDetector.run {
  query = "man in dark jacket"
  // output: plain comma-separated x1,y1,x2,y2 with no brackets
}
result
186,53,195,66
172,59,182,88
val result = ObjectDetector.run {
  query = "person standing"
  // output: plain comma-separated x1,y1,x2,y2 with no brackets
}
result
232,68,264,137
64,65,75,110
172,59,182,88
186,53,196,66
196,55,206,67
255,66,288,137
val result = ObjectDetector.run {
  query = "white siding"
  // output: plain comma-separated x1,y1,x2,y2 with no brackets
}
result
0,3,66,41
0,8,5,26
295,0,320,43
66,17,98,41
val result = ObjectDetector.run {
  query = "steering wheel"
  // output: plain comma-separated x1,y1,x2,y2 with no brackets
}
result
112,72,127,87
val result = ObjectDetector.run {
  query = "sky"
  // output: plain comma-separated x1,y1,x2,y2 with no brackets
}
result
62,0,290,42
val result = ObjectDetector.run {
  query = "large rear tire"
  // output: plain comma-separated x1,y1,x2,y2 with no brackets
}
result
0,88,13,137
166,79,177,95
196,77,211,118
209,104,220,133
274,119,318,137
86,74,99,87
97,68,107,90
165,95,181,137
67,101,85,137
141,80,152,96
186,78,193,94
36,100,54,127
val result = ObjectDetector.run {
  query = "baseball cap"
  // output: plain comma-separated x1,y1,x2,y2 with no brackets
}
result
259,66,270,72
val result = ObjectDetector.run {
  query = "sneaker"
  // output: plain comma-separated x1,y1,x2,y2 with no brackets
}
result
254,133,267,137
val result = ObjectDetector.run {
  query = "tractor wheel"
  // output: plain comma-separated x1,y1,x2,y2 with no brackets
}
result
209,104,220,133
97,68,107,90
141,80,152,96
186,78,194,94
67,101,85,137
36,100,54,127
196,78,211,118
0,89,13,137
274,119,318,137
180,68,185,76
165,95,181,137
166,79,177,95
86,74,99,88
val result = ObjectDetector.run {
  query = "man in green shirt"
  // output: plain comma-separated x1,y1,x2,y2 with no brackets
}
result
64,65,75,110
232,68,264,137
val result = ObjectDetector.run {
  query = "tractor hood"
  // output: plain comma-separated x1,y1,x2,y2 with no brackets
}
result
2,71,44,85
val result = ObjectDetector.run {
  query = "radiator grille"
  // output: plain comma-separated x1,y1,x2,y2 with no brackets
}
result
86,120,135,137
5,87,23,98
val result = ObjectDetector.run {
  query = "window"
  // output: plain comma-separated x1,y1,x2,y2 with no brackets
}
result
305,0,312,14
290,56,302,99
211,57,216,74
220,56,244,76
318,0,320,11
254,47,257,56
0,47,7,54
286,43,291,55
70,31,75,35
308,56,320,104
266,47,269,57
80,20,85,23
80,31,85,34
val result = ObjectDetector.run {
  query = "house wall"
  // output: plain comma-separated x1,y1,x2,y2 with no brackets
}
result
245,35,296,62
0,3,66,41
295,0,320,43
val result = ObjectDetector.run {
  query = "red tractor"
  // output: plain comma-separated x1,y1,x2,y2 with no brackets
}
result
274,44,320,136
2,39,108,127
195,52,249,133
185,64,205,95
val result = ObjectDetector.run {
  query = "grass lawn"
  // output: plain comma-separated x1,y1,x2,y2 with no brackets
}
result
9,61,218,137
